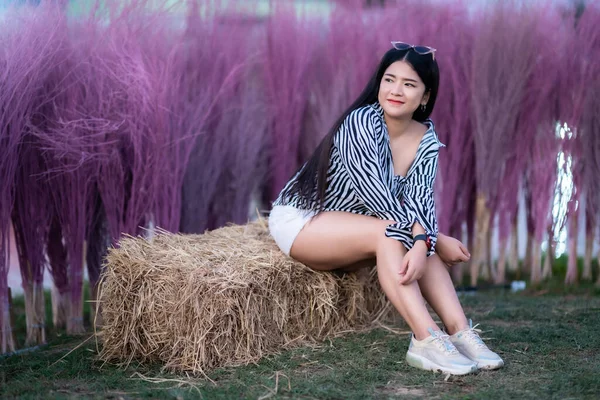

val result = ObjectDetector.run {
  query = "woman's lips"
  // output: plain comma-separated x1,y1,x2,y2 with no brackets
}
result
388,99,405,105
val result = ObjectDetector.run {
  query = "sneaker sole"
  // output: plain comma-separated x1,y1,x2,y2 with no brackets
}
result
406,351,478,375
477,360,504,370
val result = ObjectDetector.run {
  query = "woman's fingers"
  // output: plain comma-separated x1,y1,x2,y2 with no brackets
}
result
459,243,471,259
399,260,414,284
399,254,409,276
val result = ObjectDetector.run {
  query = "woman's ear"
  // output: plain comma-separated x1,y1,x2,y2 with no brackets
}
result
422,90,430,105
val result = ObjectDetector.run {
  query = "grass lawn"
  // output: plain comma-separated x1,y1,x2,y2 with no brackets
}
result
2,284,600,399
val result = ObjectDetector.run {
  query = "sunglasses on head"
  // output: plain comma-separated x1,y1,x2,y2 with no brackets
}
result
391,41,436,60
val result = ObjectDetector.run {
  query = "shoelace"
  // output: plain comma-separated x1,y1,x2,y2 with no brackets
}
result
462,322,488,349
428,328,459,355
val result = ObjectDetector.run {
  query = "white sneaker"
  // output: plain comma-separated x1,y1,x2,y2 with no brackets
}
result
406,328,478,375
450,320,504,370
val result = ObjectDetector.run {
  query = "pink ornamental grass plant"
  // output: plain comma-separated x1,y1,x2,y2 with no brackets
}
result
0,2,67,351
425,3,476,238
470,1,542,214
262,4,318,202
180,13,261,233
514,9,563,282
30,22,98,336
557,5,600,284
300,5,378,162
12,135,52,345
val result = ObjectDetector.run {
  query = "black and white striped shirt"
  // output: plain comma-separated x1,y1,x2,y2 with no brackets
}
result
273,102,445,255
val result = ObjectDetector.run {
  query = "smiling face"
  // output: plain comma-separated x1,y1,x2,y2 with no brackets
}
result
377,60,430,121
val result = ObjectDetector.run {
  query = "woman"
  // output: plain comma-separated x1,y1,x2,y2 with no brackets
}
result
268,42,503,375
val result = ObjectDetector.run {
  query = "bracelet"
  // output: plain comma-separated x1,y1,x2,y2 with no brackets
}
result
413,234,432,251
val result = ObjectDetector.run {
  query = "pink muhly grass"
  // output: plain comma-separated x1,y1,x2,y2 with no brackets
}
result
516,9,562,246
558,5,600,214
470,2,543,217
86,190,109,289
575,6,600,219
580,72,600,250
207,82,269,227
179,8,261,233
576,7,600,281
66,1,190,237
262,5,319,202
12,135,53,345
300,6,378,162
0,2,66,352
46,168,96,335
557,5,600,130
494,7,563,245
47,216,70,330
426,4,476,236
103,23,169,236
557,5,600,284
86,189,110,325
29,16,98,336
63,22,128,244
529,126,562,245
374,0,452,50
167,25,255,231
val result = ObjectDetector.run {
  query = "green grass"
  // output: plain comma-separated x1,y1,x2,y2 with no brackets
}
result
2,286,600,399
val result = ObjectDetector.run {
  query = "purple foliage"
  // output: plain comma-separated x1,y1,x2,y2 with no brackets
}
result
27,13,98,334
300,6,379,162
470,2,544,216
262,5,318,202
576,7,600,241
12,136,52,289
558,5,600,218
86,189,110,289
47,216,69,297
581,78,600,241
0,2,67,351
427,4,476,236
516,10,563,243
208,78,270,227
180,13,261,233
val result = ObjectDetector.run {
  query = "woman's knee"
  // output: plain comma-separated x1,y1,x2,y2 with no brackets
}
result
372,219,402,254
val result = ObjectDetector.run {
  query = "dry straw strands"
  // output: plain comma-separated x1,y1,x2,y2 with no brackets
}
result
98,220,397,375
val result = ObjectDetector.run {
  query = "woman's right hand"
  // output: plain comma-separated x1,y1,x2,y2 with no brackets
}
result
436,233,470,267
398,242,428,285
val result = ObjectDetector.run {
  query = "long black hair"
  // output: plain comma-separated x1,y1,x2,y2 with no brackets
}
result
284,46,440,212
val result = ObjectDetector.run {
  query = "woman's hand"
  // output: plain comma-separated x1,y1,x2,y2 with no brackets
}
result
436,233,470,267
399,242,428,285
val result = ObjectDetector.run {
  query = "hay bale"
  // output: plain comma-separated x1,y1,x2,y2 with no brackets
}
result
98,220,396,375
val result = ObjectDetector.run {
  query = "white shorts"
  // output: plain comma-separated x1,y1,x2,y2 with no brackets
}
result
268,205,316,256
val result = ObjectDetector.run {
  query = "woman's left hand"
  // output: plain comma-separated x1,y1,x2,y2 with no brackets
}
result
398,242,428,285
436,233,470,267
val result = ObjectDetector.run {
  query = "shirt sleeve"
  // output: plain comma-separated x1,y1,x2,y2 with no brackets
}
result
401,139,445,255
334,108,411,238
402,181,439,255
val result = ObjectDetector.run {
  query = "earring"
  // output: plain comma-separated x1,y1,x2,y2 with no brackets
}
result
420,104,426,112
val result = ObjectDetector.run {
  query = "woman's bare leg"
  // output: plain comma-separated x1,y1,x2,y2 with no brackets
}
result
290,211,439,340
418,254,469,335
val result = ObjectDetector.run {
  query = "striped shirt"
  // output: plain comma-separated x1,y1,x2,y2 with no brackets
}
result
273,102,445,255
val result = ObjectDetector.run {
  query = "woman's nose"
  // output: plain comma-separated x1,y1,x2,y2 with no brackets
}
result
391,86,403,96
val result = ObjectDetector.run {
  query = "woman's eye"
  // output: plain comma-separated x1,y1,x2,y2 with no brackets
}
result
385,78,393,83
405,83,415,88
